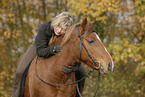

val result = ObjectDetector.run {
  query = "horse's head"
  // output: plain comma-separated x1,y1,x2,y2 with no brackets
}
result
53,18,114,73
73,18,114,73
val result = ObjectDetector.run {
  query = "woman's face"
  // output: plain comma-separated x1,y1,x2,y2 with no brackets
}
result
54,23,68,36
54,27,65,36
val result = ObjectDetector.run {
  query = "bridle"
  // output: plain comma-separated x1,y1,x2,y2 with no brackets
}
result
77,26,101,97
35,26,101,97
78,26,101,70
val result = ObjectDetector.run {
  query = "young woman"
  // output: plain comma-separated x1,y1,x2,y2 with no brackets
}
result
11,12,85,97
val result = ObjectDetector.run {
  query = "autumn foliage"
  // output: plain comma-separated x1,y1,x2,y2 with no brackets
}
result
0,0,144,97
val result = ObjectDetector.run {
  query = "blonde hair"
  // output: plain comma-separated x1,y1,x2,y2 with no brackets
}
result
51,12,73,30
62,22,83,46
50,12,74,46
61,25,74,46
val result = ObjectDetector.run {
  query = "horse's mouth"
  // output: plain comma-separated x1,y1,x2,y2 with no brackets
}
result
99,61,113,74
99,64,109,74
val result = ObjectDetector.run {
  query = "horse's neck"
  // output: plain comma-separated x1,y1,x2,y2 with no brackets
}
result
43,44,77,82
43,34,78,84
53,45,77,72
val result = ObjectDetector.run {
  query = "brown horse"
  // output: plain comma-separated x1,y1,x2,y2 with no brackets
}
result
24,18,114,97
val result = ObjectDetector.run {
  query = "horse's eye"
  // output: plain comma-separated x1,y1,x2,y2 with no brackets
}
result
87,39,94,44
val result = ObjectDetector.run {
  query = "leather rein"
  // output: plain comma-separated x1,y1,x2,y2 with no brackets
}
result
35,26,101,97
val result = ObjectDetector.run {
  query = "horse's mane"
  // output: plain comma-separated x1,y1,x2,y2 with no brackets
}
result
61,22,81,46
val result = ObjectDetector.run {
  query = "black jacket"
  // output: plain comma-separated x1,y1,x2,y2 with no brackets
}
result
35,21,55,57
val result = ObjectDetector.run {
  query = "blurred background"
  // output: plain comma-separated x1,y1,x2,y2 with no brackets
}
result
0,0,144,97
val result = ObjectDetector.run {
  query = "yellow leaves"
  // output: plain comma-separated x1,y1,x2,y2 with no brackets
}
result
68,0,120,23
141,61,145,66
23,17,27,22
7,13,16,23
136,89,141,93
0,0,144,96
0,65,15,97
4,30,11,39
8,13,14,17
96,16,107,23
127,48,131,53
13,30,21,39
4,28,21,40
0,13,16,23
0,0,7,8
133,0,145,32
0,14,2,19
0,73,5,95
109,38,144,68
139,16,145,30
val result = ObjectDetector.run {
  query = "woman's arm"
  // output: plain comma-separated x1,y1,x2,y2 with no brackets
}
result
35,22,55,58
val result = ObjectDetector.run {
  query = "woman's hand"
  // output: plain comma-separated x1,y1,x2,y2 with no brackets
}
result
53,44,61,53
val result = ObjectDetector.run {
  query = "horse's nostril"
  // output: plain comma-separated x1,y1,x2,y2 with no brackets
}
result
108,62,112,71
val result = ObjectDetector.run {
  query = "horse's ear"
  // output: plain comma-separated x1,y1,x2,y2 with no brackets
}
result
81,17,88,32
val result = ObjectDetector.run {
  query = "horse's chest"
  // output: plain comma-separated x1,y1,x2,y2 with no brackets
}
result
57,84,76,97
56,73,76,97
